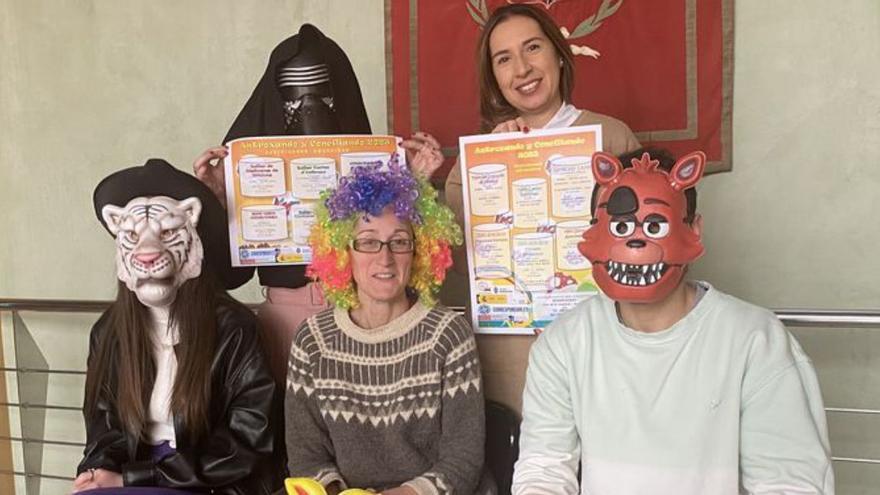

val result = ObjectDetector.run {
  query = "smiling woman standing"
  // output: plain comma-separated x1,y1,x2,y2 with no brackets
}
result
284,157,492,494
425,3,645,421
444,3,641,260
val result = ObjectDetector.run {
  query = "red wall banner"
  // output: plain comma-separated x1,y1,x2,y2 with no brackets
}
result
385,0,734,179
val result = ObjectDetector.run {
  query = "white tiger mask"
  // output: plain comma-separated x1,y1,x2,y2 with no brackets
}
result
101,196,204,308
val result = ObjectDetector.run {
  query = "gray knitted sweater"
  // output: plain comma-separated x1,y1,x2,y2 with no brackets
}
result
285,302,485,494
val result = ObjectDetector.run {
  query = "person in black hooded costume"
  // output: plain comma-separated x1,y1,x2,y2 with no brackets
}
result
193,25,367,384
193,24,444,384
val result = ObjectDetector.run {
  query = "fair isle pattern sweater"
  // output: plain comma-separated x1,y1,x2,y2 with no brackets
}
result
285,302,485,495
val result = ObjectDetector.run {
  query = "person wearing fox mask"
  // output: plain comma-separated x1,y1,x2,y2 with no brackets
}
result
512,149,834,494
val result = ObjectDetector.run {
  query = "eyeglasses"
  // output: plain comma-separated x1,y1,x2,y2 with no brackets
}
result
351,238,415,254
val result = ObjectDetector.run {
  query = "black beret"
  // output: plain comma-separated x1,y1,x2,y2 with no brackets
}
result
93,158,239,289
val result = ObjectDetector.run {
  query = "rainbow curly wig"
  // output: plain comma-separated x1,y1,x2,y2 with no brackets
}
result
307,154,462,309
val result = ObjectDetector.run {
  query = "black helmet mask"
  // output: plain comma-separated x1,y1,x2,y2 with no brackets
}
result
277,38,340,134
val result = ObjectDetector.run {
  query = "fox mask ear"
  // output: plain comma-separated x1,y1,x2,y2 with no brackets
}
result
592,151,623,185
669,151,706,191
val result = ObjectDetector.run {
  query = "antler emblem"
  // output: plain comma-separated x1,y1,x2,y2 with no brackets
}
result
466,0,624,59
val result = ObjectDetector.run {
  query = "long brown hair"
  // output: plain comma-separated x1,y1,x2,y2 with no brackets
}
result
84,272,219,443
477,4,575,131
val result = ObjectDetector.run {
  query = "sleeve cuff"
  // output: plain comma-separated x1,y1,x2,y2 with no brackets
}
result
315,467,346,490
121,460,156,486
402,476,440,495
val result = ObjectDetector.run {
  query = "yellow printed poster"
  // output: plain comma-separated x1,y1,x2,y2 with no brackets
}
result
225,135,403,266
460,125,602,335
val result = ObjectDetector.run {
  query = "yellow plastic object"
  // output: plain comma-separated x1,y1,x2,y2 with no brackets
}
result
284,478,375,495
285,478,327,495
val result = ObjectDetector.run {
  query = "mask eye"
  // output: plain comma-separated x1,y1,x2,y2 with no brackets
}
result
160,229,176,241
643,221,669,239
609,221,636,238
123,231,139,244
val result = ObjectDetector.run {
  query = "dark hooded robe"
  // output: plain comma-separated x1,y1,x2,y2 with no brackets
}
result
222,24,371,290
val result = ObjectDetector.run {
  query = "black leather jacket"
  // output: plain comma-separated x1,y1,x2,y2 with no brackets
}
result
77,298,282,494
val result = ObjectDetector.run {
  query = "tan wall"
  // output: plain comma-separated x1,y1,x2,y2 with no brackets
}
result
0,0,387,304
1,0,879,493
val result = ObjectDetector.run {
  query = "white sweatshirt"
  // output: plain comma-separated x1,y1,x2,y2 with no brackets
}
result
512,282,834,494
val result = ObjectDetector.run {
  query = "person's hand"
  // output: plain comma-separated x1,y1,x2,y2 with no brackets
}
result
326,480,343,495
193,146,229,208
71,470,90,493
400,132,443,179
71,468,123,493
491,117,529,134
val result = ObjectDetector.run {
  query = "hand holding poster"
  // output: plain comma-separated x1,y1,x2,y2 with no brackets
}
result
460,125,602,335
225,135,404,266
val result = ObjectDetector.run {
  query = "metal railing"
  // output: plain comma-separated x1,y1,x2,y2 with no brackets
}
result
1,298,880,489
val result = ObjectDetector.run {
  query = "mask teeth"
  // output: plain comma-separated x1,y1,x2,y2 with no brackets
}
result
605,260,669,286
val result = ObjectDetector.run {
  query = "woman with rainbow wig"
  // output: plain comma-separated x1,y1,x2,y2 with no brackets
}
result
307,154,461,310
284,156,491,494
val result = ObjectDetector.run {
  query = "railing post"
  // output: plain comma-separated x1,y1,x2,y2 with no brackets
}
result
13,311,50,495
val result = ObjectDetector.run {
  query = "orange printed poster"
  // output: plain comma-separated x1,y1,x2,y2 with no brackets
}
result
460,125,602,335
224,135,404,266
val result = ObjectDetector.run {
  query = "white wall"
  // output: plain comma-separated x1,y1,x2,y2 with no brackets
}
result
694,0,880,309
0,0,387,304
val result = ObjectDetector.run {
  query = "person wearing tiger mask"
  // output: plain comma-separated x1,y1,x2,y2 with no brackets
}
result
73,159,281,495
